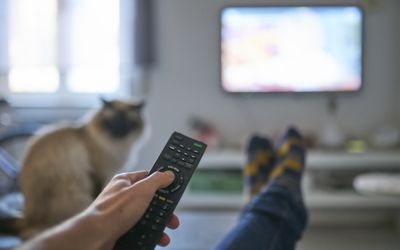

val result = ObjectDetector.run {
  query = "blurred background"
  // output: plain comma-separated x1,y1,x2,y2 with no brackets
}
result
0,0,400,249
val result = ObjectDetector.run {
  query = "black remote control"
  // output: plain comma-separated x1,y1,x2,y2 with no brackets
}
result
114,132,207,250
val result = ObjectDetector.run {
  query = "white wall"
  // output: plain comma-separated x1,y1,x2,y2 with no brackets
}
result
131,0,400,169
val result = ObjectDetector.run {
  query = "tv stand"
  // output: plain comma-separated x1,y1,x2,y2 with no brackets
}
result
181,149,400,211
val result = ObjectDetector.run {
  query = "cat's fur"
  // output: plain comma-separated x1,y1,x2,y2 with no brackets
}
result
19,99,145,239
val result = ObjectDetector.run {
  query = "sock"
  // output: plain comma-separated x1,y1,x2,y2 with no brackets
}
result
268,126,306,185
243,135,275,200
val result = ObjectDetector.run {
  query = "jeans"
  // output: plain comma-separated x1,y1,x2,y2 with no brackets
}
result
214,176,308,250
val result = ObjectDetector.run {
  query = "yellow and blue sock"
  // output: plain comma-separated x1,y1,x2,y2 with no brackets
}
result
269,126,305,182
244,135,275,200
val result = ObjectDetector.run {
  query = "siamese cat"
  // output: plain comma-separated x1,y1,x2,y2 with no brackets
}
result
19,99,145,239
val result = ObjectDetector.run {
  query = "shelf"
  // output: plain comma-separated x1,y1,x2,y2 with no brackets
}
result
181,149,400,210
179,189,400,210
201,149,400,170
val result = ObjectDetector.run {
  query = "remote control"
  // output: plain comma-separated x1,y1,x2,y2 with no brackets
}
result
114,132,207,250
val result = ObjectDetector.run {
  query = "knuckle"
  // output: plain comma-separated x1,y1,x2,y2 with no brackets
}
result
112,173,127,180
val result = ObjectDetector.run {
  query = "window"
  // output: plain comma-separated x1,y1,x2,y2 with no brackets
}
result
0,0,137,107
8,0,59,93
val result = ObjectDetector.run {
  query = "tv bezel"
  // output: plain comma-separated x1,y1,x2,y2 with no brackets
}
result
219,4,365,95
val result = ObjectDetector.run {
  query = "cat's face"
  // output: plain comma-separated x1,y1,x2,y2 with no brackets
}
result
97,99,145,138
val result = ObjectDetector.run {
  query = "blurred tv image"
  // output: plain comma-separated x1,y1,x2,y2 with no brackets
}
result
221,6,363,93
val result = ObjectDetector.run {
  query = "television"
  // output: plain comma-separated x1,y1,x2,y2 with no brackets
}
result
220,5,363,93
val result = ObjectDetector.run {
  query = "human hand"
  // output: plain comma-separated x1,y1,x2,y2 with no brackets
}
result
15,170,179,250
85,170,179,249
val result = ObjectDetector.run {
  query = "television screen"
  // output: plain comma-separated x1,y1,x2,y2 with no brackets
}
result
221,6,363,93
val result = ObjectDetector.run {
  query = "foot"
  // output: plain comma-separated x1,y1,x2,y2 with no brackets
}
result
243,135,275,200
243,127,306,201
269,126,306,182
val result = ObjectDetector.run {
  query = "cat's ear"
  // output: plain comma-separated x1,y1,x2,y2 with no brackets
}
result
100,96,112,107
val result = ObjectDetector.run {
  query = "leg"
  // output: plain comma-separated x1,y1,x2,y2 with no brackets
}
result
214,127,308,250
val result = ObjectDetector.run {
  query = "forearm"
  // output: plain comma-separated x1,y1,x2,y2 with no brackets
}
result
15,171,176,250
16,211,110,250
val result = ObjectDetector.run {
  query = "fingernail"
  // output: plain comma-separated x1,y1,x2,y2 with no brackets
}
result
164,171,175,179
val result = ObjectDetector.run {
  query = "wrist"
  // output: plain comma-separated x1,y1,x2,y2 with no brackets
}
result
71,210,114,250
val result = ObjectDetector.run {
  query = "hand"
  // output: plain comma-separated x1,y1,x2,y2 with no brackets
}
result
85,170,179,249
16,170,179,250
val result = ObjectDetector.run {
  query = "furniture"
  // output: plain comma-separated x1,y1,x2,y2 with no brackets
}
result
179,149,400,210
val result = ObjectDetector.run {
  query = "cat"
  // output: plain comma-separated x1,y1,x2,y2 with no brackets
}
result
18,98,145,239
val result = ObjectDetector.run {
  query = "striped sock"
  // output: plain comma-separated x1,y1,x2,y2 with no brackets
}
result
244,135,275,200
269,127,305,182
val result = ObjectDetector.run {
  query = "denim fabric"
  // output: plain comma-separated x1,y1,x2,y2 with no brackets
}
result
214,176,307,250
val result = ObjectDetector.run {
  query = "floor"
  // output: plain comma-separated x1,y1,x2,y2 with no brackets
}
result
157,211,400,250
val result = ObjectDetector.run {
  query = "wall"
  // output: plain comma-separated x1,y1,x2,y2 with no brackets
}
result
132,0,400,169
396,1,400,125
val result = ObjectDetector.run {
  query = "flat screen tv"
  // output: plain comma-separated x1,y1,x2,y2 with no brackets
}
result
220,5,363,93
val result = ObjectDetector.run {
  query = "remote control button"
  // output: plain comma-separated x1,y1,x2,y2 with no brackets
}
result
156,166,165,171
154,217,163,224
150,200,158,207
170,184,181,193
172,139,179,145
166,199,174,204
171,158,177,163
148,207,166,217
159,168,180,192
188,159,195,164
190,155,196,159
151,199,163,207
157,210,166,217
162,153,172,161
162,204,170,210
181,157,187,162
186,147,192,151
184,163,194,169
167,165,180,173
179,144,185,148
173,153,181,159
174,134,183,141
177,161,185,167
158,189,169,195
168,145,176,151
176,149,182,153
157,195,167,201
193,149,200,154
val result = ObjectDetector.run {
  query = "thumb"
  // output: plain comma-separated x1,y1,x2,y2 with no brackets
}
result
140,171,175,193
